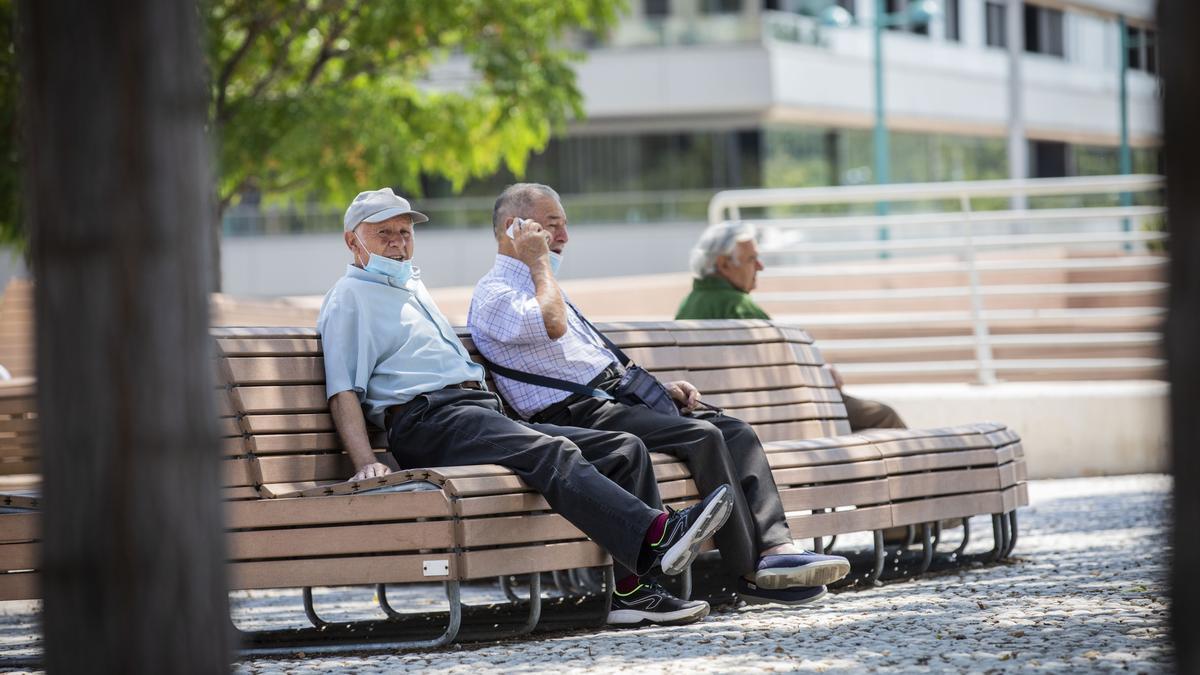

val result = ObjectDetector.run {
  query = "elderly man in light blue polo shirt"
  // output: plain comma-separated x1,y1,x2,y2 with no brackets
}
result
318,187,734,627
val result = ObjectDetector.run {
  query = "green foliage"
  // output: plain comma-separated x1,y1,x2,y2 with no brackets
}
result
207,0,623,211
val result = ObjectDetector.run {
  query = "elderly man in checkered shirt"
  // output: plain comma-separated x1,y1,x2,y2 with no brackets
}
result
469,183,853,606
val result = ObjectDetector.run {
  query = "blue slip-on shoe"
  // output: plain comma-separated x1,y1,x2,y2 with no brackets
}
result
652,483,734,576
737,578,828,606
754,552,850,590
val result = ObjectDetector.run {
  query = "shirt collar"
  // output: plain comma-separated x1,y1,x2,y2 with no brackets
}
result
693,275,746,294
492,254,537,293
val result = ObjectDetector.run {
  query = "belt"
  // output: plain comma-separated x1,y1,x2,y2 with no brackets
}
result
385,381,482,429
529,364,622,424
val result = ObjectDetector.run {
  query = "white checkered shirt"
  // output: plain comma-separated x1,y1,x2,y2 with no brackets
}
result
468,254,618,419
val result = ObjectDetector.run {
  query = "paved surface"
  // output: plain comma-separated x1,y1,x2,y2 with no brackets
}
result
0,474,1172,673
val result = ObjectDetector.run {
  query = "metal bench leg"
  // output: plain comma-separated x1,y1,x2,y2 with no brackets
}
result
498,575,522,603
917,523,933,575
868,530,885,585
953,518,971,557
999,511,1012,559
1005,511,1019,558
303,587,330,629
552,570,576,597
904,525,916,547
594,567,615,627
931,522,943,551
472,573,542,639
813,535,824,555
986,514,1004,562
678,566,693,601
823,535,837,554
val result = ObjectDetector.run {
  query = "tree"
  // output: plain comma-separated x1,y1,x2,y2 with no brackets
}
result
20,0,229,671
1163,0,1200,670
3,0,625,279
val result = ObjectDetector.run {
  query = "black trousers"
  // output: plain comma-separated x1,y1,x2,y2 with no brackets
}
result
540,398,793,577
386,388,663,576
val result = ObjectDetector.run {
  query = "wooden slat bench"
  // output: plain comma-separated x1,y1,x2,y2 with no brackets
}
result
0,318,1027,653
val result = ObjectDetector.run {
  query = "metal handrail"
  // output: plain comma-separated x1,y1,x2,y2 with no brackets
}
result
709,174,1168,384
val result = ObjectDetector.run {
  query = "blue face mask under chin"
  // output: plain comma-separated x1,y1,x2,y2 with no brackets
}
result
356,233,414,285
549,251,563,276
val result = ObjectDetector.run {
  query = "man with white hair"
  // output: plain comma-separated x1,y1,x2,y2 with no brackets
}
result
469,183,851,607
319,187,734,627
676,221,906,431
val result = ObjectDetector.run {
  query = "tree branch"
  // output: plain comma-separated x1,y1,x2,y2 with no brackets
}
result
213,9,272,124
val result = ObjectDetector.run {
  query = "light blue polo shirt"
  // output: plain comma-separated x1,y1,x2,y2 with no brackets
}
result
318,265,486,429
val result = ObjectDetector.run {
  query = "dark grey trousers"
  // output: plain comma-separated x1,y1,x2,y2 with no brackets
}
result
843,393,906,431
540,398,793,577
386,388,662,576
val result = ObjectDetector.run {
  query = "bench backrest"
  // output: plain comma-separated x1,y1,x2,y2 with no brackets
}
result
215,320,852,496
0,279,35,379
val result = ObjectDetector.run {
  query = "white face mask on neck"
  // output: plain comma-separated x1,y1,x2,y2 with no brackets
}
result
355,232,414,285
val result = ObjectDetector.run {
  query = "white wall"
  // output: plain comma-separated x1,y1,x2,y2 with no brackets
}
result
851,380,1169,478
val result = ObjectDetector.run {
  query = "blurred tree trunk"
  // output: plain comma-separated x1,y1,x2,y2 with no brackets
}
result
1162,0,1200,671
18,0,230,672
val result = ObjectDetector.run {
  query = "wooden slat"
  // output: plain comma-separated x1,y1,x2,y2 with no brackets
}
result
753,420,850,443
454,492,552,518
770,460,889,487
255,452,393,484
621,346,686,371
0,542,37,570
678,343,823,369
249,432,341,455
0,571,38,601
223,458,257,488
778,479,891,512
226,356,324,385
786,505,892,538
892,492,1005,526
228,520,454,560
460,540,607,579
685,364,834,392
459,513,585,548
227,491,451,528
0,513,39,543
237,385,328,414
724,401,847,425
229,553,456,590
705,387,843,408
888,468,1001,500
243,413,336,434
669,326,783,346
217,338,322,357
883,448,1001,473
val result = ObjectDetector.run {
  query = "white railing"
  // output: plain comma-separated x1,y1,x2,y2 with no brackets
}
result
708,174,1167,384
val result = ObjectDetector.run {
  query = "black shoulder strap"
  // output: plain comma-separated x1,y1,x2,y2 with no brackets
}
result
479,356,612,399
565,301,631,367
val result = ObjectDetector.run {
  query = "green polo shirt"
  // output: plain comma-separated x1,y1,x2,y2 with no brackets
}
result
675,276,771,320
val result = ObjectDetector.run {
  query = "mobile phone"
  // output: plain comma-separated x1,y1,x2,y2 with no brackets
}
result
505,217,526,240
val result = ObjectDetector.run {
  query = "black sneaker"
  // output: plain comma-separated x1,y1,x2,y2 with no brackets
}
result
607,580,710,626
651,484,733,576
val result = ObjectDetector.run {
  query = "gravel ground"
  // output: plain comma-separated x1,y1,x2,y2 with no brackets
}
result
0,474,1172,673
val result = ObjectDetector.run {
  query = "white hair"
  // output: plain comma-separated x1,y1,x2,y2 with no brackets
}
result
689,221,758,279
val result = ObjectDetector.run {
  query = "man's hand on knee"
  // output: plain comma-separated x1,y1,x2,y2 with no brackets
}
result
666,380,701,413
351,462,393,482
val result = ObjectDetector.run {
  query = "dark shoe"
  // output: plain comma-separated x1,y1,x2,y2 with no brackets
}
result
607,581,710,626
737,578,828,606
651,484,733,576
754,551,850,589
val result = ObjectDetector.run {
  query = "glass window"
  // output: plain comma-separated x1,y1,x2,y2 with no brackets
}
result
944,0,960,41
1024,4,1064,57
1144,29,1156,74
700,0,741,14
885,0,929,36
985,2,1006,48
644,0,670,17
1125,25,1141,69
1031,140,1068,178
